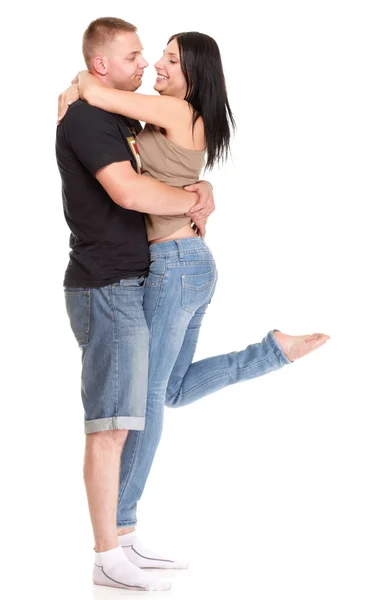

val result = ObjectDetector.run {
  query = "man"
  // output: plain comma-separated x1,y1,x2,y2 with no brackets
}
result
56,17,214,591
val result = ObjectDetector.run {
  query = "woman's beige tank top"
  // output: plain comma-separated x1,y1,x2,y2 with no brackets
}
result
136,124,206,241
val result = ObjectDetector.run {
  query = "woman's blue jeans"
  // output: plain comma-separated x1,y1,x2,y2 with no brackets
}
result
117,238,291,526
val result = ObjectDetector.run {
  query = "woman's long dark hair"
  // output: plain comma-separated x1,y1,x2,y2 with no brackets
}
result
168,32,236,170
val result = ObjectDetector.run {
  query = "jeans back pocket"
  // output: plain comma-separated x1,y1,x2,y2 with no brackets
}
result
64,290,91,348
181,269,215,314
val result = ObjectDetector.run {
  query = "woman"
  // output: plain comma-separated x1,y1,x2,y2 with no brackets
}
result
59,31,329,560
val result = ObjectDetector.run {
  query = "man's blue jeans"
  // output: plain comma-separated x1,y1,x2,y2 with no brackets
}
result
117,238,291,526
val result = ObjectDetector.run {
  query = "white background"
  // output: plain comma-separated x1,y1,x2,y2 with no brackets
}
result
2,1,376,599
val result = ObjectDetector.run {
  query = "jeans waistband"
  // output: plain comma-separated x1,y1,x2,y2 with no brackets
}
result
149,237,210,258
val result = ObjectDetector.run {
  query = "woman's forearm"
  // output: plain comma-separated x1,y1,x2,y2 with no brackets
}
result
84,87,129,116
78,70,188,127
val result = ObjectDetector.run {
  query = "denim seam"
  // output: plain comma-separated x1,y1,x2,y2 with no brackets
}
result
85,416,145,434
86,291,91,344
150,248,209,258
166,278,217,399
150,261,168,328
109,287,120,417
167,351,280,400
275,348,291,367
117,430,142,516
117,260,167,523
117,519,137,526
167,260,214,268
266,331,292,366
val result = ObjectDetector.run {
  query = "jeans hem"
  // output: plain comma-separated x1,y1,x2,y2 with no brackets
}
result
84,416,145,435
267,329,293,365
117,520,137,528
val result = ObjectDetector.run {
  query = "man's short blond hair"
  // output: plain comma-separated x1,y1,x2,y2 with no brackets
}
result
82,17,137,68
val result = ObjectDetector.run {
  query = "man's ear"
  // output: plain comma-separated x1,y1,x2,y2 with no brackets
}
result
92,55,108,76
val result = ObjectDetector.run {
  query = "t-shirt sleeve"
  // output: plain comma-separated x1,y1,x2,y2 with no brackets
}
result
64,103,134,176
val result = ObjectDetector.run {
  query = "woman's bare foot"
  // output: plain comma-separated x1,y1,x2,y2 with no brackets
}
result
273,331,330,362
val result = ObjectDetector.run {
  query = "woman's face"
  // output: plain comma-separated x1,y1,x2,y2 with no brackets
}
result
154,38,187,99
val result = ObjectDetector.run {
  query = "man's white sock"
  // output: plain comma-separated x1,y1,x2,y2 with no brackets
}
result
93,544,171,590
119,531,189,569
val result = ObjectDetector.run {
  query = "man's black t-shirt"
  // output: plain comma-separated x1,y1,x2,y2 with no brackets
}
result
56,100,149,287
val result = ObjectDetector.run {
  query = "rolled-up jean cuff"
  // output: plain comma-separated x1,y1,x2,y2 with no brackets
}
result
117,519,137,528
84,416,146,435
267,329,293,365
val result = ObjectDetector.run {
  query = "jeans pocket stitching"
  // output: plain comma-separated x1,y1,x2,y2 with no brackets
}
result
146,274,164,287
181,272,214,313
182,270,214,292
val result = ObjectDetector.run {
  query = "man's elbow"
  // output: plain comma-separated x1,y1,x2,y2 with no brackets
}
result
96,168,142,211
117,191,135,210
118,179,145,211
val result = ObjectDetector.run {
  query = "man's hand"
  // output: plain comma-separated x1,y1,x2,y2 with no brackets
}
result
184,181,214,237
184,181,215,219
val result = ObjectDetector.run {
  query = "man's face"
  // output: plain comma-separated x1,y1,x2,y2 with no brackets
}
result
99,32,148,91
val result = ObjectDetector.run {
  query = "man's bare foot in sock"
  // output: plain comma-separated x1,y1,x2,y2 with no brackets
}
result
273,331,330,362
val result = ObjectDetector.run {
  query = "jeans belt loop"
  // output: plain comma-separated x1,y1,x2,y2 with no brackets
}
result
175,239,184,261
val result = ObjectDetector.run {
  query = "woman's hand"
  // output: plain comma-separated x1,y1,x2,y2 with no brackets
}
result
57,71,103,124
57,84,79,124
191,216,208,238
77,70,103,101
